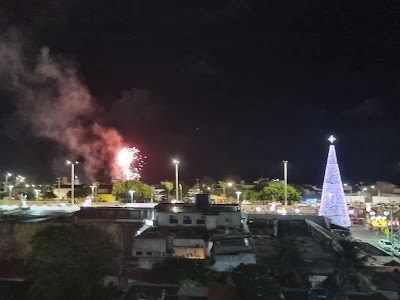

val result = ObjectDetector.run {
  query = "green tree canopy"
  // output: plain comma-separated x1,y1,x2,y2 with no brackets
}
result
242,189,261,203
112,180,153,201
26,225,119,300
163,181,174,195
67,187,91,199
232,264,281,300
261,183,301,203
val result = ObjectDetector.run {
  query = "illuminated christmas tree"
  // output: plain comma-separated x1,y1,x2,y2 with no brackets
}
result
319,135,351,227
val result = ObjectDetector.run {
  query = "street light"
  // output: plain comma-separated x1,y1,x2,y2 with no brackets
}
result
129,190,135,203
66,160,79,205
34,189,40,201
173,159,180,201
283,160,288,208
8,185,13,201
4,173,12,190
15,175,25,187
235,191,242,203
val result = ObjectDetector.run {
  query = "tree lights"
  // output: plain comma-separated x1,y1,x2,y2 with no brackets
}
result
319,136,351,227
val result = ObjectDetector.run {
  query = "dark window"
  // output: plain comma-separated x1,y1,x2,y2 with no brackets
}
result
146,252,152,256
183,216,192,224
136,251,143,256
169,216,178,224
196,219,206,225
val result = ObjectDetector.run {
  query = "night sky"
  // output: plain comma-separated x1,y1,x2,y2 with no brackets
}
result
1,1,400,185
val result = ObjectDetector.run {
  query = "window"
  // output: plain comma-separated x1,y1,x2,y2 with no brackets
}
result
146,252,152,256
169,216,178,224
196,219,205,225
183,216,192,224
136,251,143,256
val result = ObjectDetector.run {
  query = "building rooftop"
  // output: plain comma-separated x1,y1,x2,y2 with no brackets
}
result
155,203,239,214
137,226,210,240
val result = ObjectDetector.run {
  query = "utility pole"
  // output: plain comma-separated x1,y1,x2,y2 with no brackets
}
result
67,161,78,205
283,160,288,208
173,159,180,201
390,200,394,243
56,177,62,201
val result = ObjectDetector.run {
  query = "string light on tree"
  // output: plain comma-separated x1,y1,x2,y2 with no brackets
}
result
319,135,351,227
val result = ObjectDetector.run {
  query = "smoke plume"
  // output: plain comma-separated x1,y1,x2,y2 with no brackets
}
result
0,32,127,181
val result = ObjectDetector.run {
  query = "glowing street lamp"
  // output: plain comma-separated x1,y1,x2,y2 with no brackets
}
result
235,191,242,203
129,190,135,203
15,175,25,187
66,160,79,205
173,159,180,201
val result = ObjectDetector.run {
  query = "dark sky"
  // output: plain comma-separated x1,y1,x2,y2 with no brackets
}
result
1,1,400,185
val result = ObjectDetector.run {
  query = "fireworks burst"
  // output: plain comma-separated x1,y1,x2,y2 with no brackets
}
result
116,147,145,181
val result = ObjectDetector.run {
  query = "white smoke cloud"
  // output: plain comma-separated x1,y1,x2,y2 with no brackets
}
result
0,31,127,181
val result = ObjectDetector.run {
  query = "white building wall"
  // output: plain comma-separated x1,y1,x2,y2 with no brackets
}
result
212,253,256,272
372,196,400,204
173,238,205,247
157,211,241,229
205,215,217,230
132,238,167,256
216,212,241,228
345,195,366,203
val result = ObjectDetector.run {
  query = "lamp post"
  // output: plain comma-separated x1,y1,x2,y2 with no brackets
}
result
283,160,288,208
235,191,242,203
34,189,40,201
56,177,62,202
129,190,135,203
4,173,12,191
67,160,78,205
90,185,95,204
227,182,233,202
8,185,13,201
173,159,180,201
390,201,394,243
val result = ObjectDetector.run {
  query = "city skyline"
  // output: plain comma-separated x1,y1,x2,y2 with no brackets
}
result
1,3,400,184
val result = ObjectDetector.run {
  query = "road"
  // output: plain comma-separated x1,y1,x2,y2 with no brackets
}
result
350,224,400,263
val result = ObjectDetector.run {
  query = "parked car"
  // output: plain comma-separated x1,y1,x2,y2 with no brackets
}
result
391,244,400,257
241,200,251,205
378,239,393,251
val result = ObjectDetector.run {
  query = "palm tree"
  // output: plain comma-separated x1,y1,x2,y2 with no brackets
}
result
219,181,228,201
164,181,174,199
325,240,375,294
272,238,305,288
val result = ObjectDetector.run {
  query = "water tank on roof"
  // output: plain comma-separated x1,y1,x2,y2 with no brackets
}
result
195,194,211,212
